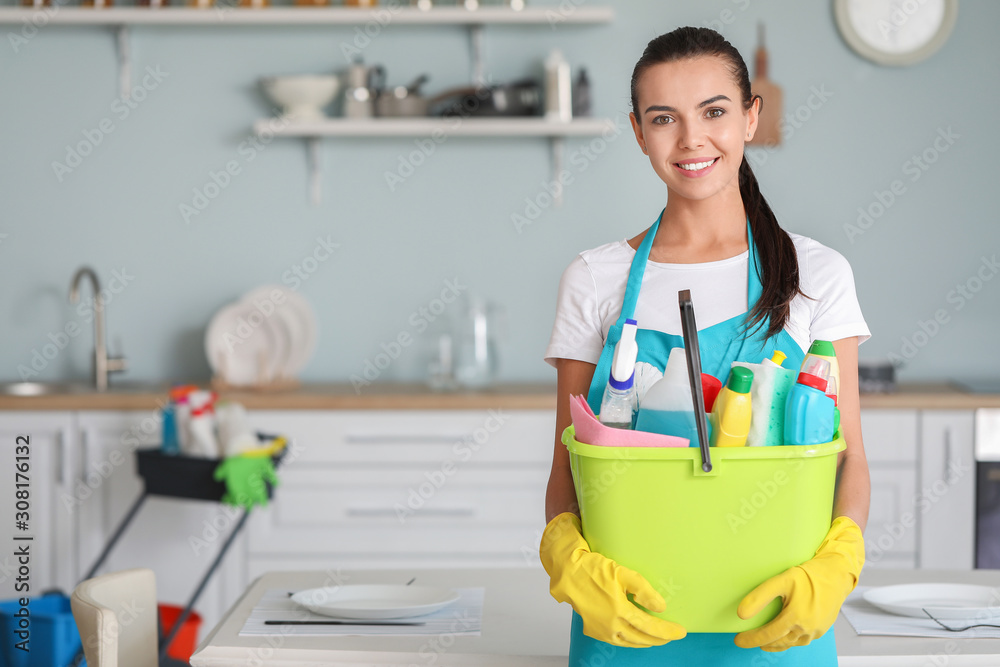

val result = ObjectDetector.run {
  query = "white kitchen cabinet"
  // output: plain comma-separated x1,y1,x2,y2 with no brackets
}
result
244,410,553,573
74,411,246,634
859,410,919,569
0,413,76,598
918,411,975,569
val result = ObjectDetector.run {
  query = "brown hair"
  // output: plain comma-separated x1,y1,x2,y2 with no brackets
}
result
630,26,803,341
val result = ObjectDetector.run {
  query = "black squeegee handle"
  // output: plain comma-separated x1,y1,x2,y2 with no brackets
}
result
679,289,712,473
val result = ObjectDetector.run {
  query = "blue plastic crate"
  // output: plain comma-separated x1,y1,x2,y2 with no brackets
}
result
0,593,80,667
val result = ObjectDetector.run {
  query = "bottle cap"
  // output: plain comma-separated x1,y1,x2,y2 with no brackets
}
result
609,319,638,384
797,372,828,392
800,356,831,380
727,366,753,393
769,350,786,367
808,340,836,357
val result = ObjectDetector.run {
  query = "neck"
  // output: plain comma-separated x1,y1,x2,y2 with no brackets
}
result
658,182,747,249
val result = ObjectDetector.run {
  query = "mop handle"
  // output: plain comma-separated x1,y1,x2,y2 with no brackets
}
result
679,290,712,472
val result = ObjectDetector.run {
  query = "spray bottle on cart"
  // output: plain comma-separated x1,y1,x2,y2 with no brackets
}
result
599,319,639,429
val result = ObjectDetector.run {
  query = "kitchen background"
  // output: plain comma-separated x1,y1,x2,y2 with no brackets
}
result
2,0,999,387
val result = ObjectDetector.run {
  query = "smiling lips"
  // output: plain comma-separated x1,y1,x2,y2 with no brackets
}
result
673,157,719,177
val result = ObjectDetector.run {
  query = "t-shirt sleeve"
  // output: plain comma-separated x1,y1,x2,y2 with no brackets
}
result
803,239,871,345
543,255,606,368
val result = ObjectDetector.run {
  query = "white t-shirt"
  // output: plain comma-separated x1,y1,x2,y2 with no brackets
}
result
544,231,870,368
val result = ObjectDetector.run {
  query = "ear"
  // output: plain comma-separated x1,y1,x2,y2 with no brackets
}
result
629,111,648,156
745,95,762,142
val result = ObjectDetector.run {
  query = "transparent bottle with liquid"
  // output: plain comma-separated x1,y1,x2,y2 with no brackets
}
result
599,319,638,430
635,347,710,445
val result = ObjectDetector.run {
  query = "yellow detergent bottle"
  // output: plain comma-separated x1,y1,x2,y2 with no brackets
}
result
709,366,753,447
803,340,840,403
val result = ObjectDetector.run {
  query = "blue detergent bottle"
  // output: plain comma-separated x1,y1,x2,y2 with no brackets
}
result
784,356,836,446
635,347,711,446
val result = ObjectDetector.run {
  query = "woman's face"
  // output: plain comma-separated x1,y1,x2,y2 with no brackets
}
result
629,56,758,202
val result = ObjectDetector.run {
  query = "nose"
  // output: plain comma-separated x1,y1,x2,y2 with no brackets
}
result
678,119,706,151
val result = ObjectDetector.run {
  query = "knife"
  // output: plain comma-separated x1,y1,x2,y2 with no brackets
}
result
265,619,427,626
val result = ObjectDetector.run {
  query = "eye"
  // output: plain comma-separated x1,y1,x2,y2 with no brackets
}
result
651,115,674,125
706,107,726,119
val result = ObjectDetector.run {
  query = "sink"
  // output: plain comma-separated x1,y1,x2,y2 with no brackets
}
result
0,382,94,396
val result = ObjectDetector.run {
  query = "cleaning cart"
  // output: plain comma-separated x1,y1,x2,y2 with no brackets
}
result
62,432,288,666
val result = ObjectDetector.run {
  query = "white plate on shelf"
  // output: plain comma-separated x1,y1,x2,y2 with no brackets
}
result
240,286,297,380
863,583,1000,620
291,585,460,620
205,301,279,386
242,285,317,378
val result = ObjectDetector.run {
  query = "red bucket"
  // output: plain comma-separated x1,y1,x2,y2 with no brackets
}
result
158,604,203,662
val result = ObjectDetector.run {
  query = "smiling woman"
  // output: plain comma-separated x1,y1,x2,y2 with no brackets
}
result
540,26,872,667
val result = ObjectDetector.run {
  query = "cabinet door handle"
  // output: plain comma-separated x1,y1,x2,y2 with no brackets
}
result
81,429,90,483
346,507,477,519
344,434,467,445
58,429,69,488
944,426,953,482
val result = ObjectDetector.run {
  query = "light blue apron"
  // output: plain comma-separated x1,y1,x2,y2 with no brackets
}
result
573,208,836,665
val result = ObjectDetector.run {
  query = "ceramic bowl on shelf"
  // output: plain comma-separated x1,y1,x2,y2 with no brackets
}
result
260,75,340,122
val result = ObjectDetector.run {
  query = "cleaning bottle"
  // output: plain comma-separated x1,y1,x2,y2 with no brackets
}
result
635,347,709,446
826,376,841,436
599,319,638,429
701,374,723,413
709,366,754,447
802,340,839,403
784,356,836,446
160,402,180,455
762,350,786,369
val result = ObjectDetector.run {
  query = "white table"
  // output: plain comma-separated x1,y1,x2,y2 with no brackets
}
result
191,567,1000,666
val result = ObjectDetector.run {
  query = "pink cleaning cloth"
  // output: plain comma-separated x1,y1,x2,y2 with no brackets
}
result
570,394,689,447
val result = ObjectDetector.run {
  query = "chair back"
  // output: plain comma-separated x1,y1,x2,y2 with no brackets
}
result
71,568,159,667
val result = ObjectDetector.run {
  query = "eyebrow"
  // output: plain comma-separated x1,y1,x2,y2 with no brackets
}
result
644,94,731,114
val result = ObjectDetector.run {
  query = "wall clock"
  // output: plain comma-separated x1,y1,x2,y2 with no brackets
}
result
834,0,958,66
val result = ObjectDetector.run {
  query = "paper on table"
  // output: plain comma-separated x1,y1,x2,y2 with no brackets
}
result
239,588,483,637
841,586,1000,638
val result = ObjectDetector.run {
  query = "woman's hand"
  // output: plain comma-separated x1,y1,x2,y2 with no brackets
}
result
733,516,865,651
540,512,687,647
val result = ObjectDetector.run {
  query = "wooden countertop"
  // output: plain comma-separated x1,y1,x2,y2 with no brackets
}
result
1,382,999,411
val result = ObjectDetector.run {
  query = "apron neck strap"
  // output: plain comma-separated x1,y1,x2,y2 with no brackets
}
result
616,212,764,326
615,208,663,326
747,216,763,308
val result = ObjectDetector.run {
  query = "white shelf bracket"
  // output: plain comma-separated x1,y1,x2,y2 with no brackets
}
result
550,136,565,206
307,137,322,206
468,23,485,86
116,24,131,100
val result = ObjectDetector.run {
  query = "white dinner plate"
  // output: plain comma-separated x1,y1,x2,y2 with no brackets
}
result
241,284,317,379
291,585,460,620
205,301,280,386
240,286,297,380
863,583,1000,620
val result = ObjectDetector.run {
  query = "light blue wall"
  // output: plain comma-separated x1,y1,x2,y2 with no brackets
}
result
2,0,998,386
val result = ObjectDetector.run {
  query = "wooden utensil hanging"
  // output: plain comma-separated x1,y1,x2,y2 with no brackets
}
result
748,23,783,147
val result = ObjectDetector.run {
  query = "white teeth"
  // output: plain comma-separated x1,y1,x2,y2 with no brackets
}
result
678,159,716,171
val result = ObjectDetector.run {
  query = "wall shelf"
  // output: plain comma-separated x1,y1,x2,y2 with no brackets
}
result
0,6,614,25
254,117,617,205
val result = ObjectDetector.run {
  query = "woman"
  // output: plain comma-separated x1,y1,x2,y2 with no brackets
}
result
540,27,871,665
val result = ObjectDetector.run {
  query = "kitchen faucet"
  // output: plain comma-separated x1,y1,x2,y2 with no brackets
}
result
69,266,127,391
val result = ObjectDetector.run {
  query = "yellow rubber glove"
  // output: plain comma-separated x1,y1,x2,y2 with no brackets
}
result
539,512,686,648
735,516,865,652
